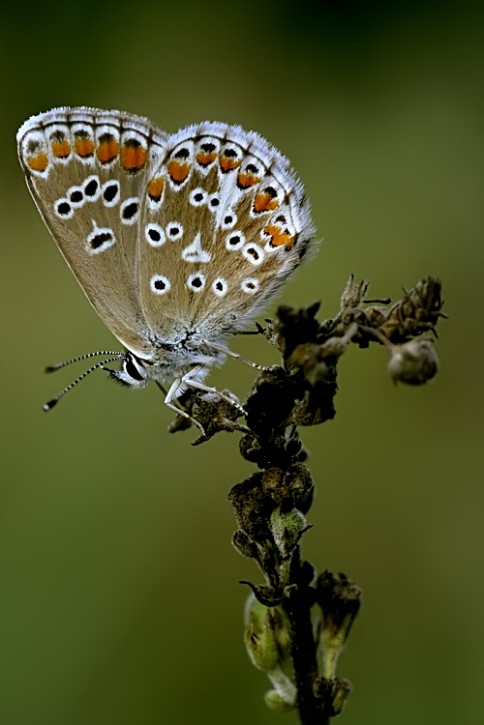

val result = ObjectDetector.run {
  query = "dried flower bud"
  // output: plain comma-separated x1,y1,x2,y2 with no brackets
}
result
244,594,297,710
330,677,353,715
314,676,353,716
232,530,259,559
264,685,297,711
274,303,321,358
388,339,439,385
261,463,314,511
244,594,292,670
379,276,444,342
244,594,281,673
316,571,362,678
270,506,309,559
340,275,369,311
228,473,274,542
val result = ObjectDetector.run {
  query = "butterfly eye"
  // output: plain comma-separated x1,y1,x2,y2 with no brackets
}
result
123,353,146,382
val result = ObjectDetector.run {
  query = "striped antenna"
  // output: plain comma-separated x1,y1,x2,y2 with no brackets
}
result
43,353,124,411
44,350,123,373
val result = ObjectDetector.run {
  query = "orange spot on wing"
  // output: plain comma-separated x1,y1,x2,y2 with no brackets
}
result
148,177,164,201
237,171,260,188
27,152,49,172
121,143,148,171
265,223,294,249
96,138,119,164
196,151,217,166
51,140,71,158
74,138,94,157
254,192,279,213
167,159,190,183
220,156,240,172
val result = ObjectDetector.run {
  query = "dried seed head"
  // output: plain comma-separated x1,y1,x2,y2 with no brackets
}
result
388,339,439,385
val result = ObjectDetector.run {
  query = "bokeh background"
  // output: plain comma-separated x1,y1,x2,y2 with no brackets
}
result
1,1,483,723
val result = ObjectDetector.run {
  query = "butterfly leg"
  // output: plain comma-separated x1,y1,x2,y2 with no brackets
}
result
201,339,271,372
164,377,206,435
181,367,246,416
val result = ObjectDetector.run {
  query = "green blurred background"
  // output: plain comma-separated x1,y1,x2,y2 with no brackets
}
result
1,1,483,723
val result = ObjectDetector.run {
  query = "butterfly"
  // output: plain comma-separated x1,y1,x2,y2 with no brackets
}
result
17,107,316,429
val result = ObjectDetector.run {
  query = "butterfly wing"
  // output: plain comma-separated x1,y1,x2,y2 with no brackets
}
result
17,107,168,359
137,122,316,344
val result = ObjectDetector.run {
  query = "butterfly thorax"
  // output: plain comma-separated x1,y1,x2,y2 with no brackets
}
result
111,330,226,392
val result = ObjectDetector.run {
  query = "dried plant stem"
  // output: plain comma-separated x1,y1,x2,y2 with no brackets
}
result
283,576,326,724
173,276,445,723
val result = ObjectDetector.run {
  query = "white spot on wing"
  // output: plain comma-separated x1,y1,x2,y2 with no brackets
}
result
208,193,221,211
150,274,171,295
101,180,120,207
225,231,245,251
212,277,228,297
85,226,116,255
187,273,206,292
189,188,208,206
54,198,74,219
221,212,237,229
241,278,260,295
242,243,265,266
82,175,101,201
120,197,139,225
66,185,85,209
166,222,184,241
145,223,166,247
182,232,211,263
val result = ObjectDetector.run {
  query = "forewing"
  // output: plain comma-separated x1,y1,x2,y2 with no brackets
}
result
17,106,168,358
138,122,316,342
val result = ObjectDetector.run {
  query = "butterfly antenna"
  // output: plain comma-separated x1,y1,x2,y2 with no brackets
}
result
44,351,123,373
43,354,124,411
